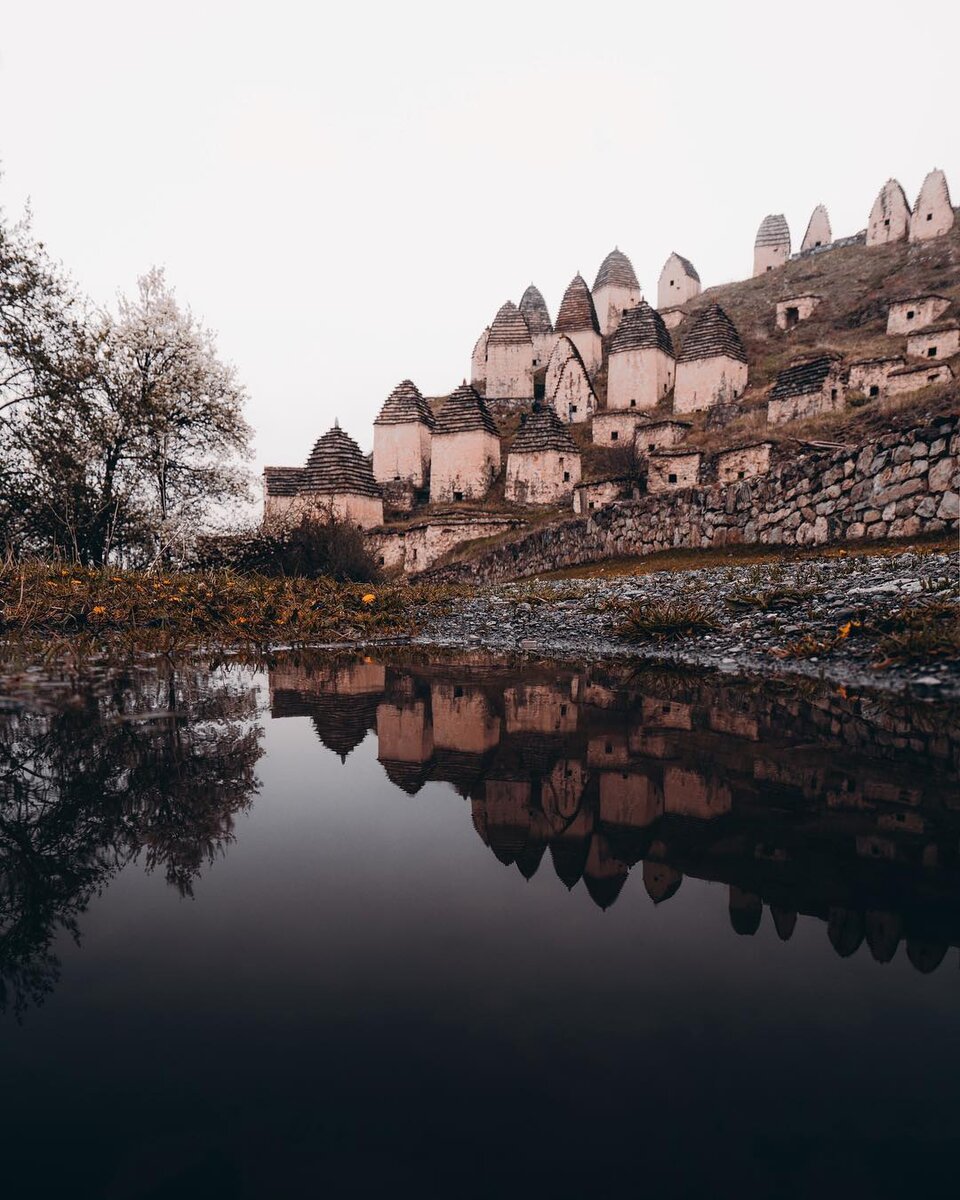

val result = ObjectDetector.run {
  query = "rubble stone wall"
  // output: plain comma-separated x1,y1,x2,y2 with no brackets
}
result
424,417,959,583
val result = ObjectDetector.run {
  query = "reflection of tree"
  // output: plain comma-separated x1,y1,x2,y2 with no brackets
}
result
0,666,261,1016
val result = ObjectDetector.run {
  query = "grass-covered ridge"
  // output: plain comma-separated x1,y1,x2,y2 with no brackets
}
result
0,564,465,649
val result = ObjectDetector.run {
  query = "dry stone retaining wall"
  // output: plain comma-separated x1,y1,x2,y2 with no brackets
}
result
424,416,959,583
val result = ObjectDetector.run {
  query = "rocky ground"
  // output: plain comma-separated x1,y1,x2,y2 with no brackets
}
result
413,549,960,697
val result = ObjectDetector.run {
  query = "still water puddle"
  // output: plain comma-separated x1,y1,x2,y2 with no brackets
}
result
1,652,958,1197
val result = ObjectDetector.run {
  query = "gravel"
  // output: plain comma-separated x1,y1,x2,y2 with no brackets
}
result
413,549,960,697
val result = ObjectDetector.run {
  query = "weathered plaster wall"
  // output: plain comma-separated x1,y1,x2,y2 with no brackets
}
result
485,341,534,401
887,297,951,335
430,430,500,502
647,453,701,493
551,355,595,423
607,347,675,410
594,284,642,337
566,329,603,377
847,359,906,398
573,478,635,515
635,421,690,454
423,418,959,583
264,492,384,529
592,410,643,445
767,386,844,426
505,448,580,505
369,515,521,573
674,357,748,414
754,243,790,276
776,296,821,331
373,422,432,486
717,444,771,484
657,257,700,309
906,327,960,361
887,364,954,395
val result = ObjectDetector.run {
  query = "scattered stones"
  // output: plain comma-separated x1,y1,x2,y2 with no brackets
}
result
415,549,960,698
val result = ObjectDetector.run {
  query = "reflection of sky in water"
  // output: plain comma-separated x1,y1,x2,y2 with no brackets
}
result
0,655,958,1197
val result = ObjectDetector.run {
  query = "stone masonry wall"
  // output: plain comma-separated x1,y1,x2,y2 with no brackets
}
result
424,417,959,584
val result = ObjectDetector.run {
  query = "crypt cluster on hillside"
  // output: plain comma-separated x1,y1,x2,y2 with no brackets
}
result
264,168,957,572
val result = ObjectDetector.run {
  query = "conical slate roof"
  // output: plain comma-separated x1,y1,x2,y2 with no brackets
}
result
609,300,674,357
434,383,499,436
593,248,639,291
303,424,381,496
510,403,578,455
555,274,601,335
519,285,553,336
374,379,435,427
678,304,748,364
755,213,791,249
487,300,533,346
667,251,700,284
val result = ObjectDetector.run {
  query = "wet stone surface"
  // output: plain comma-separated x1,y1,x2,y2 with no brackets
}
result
414,549,960,696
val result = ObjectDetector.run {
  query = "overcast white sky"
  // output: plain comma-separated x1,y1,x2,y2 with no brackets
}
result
1,0,957,473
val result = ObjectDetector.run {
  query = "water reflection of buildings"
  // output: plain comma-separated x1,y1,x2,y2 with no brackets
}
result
270,656,960,974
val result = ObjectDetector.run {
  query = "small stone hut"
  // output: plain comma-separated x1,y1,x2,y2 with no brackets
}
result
519,284,555,368
484,301,534,402
800,204,832,253
647,450,701,493
753,214,791,276
505,403,581,505
866,179,911,246
776,294,821,331
674,304,749,414
887,295,951,335
766,355,845,426
572,477,636,514
592,410,644,446
429,383,501,503
906,321,960,362
470,328,489,390
716,442,772,484
550,345,596,424
555,274,603,376
373,380,435,488
657,252,701,309
885,361,954,395
847,357,906,399
592,248,642,337
909,169,954,242
635,418,691,455
607,300,675,411
264,423,384,529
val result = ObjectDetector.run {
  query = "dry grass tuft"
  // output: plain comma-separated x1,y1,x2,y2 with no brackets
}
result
618,597,720,641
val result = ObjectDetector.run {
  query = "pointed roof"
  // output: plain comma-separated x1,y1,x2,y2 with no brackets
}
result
755,213,791,249
593,248,640,292
546,333,583,377
434,383,499,437
873,177,910,216
914,167,952,211
374,379,435,427
510,403,578,456
609,300,674,357
519,285,553,336
555,274,601,335
801,204,832,251
551,352,596,407
303,425,381,496
678,303,747,364
664,251,700,284
487,300,533,347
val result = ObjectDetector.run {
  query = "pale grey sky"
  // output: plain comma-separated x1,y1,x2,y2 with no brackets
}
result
1,0,956,474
